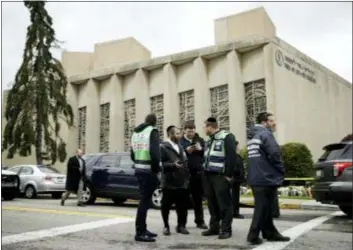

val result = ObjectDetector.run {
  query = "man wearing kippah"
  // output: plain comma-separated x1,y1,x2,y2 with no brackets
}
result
201,117,237,240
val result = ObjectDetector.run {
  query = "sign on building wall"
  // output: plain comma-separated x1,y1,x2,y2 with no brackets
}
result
275,49,316,84
99,103,110,153
179,90,195,128
124,99,136,151
210,84,230,132
150,95,164,140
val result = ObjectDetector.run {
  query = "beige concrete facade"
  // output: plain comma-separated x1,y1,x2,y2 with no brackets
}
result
2,7,352,172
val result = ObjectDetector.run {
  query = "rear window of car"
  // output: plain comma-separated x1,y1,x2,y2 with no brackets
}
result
82,155,95,163
319,143,352,161
38,165,60,174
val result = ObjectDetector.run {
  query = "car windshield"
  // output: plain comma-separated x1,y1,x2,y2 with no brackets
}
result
38,165,60,174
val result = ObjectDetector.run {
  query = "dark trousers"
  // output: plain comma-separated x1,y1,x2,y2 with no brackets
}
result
272,188,280,217
231,182,241,216
204,173,233,233
161,188,188,228
135,172,159,236
189,172,205,225
248,186,279,239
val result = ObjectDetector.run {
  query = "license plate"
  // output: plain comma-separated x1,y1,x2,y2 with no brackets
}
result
316,170,323,177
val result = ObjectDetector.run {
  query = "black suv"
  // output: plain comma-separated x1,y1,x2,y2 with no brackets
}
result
312,141,352,216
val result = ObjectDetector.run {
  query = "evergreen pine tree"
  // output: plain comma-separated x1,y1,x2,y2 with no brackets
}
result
2,1,73,165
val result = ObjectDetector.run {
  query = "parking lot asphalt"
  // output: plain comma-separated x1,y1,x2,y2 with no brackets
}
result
1,197,352,250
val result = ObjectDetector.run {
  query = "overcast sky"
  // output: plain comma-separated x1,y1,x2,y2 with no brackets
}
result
2,1,352,88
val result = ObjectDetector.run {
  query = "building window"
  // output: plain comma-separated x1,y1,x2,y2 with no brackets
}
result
179,90,195,128
210,84,230,131
124,99,136,151
78,106,87,152
244,79,267,129
99,103,110,153
150,94,164,140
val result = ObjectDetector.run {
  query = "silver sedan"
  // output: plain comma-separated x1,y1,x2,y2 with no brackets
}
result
8,165,66,199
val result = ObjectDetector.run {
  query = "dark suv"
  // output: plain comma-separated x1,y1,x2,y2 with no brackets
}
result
81,152,163,208
312,141,352,216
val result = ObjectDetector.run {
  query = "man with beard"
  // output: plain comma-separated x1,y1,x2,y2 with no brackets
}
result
179,121,208,230
160,126,190,236
246,112,290,245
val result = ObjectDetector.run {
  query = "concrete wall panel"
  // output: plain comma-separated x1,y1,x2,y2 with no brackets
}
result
176,62,195,93
208,56,227,89
242,47,264,83
123,73,137,101
149,67,164,97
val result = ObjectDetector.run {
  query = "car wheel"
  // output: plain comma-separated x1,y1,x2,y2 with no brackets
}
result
3,194,16,201
339,205,352,217
51,192,63,199
151,188,163,209
112,198,127,205
24,185,37,199
82,183,96,204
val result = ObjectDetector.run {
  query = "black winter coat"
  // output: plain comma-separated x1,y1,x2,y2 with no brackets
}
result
160,141,190,189
65,156,86,192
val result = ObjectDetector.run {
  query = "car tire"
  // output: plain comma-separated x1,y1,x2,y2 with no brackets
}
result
151,188,163,209
24,185,37,199
112,198,127,205
51,192,63,199
339,205,352,217
82,183,96,204
3,194,16,201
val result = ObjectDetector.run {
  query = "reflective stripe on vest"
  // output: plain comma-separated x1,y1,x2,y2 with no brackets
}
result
204,130,229,173
131,126,154,170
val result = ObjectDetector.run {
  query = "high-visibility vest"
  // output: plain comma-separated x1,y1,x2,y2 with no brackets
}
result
203,130,229,173
131,126,154,170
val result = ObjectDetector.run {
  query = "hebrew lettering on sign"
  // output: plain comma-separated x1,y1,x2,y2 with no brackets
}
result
210,84,230,132
275,50,316,84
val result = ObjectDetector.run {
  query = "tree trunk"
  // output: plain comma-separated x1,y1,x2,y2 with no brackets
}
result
35,90,43,165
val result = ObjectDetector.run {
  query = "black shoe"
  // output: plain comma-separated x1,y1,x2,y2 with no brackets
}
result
77,202,85,207
60,200,64,206
266,234,290,242
145,230,158,238
176,226,190,235
247,237,263,245
233,214,245,219
218,232,232,239
196,223,208,229
202,229,219,236
135,234,156,242
163,227,171,236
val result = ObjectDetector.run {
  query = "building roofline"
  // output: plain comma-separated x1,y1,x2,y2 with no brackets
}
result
68,36,352,89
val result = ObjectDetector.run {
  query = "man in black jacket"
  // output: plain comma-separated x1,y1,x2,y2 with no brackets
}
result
202,117,237,240
246,112,290,245
179,121,208,230
160,125,190,236
232,141,245,219
130,113,161,242
61,148,86,207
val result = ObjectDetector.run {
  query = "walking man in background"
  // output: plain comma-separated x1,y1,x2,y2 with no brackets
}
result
160,126,190,236
246,112,290,245
232,141,245,219
131,113,161,242
61,148,86,207
202,117,237,240
179,121,208,230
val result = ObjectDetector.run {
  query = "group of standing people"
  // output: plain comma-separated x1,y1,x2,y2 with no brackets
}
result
130,112,290,245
